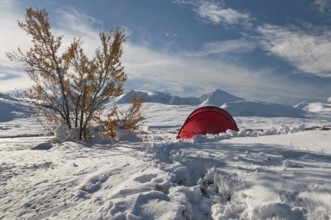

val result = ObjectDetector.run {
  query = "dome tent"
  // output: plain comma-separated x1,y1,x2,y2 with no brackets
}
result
177,106,239,139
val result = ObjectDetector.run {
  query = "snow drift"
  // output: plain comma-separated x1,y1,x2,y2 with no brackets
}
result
1,91,331,219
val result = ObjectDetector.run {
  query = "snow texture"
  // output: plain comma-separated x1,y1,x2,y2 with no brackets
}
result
0,91,331,219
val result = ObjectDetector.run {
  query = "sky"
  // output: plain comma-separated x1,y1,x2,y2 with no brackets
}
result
1,0,331,105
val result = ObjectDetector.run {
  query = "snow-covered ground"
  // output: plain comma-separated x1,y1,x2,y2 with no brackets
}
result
1,97,331,219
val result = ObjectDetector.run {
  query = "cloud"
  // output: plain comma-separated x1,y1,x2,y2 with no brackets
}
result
195,1,251,25
0,1,34,92
53,7,103,40
313,0,331,12
0,2,30,67
0,0,328,105
0,70,33,93
0,2,102,93
188,39,257,57
122,42,325,104
181,0,331,78
257,24,331,77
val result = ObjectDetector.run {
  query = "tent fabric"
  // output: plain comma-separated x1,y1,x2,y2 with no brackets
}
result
177,106,239,139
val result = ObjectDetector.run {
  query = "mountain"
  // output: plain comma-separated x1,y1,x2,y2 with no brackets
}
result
0,92,14,101
117,89,242,106
199,89,243,106
117,89,305,118
293,102,308,110
117,90,200,105
0,96,31,122
222,100,305,118
294,97,331,112
303,102,331,112
169,95,201,105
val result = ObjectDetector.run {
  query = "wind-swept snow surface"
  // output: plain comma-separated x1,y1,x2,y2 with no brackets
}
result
0,101,331,219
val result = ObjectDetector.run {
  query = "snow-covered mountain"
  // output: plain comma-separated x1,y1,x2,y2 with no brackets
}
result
0,94,31,123
117,89,243,106
0,92,13,100
117,90,201,105
200,89,243,106
294,97,331,112
118,89,305,118
222,100,305,118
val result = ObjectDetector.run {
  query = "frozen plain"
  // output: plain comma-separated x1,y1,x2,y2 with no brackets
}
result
0,96,331,220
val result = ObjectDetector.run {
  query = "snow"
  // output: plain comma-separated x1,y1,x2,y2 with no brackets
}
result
222,100,305,118
118,89,244,106
200,89,243,106
0,98,32,122
117,90,201,105
118,89,305,118
304,102,331,112
1,93,331,219
295,96,331,113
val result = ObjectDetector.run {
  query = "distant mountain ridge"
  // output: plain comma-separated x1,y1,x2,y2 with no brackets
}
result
294,97,331,112
117,90,201,105
117,89,306,118
200,89,243,106
117,89,243,106
0,92,14,100
0,93,31,122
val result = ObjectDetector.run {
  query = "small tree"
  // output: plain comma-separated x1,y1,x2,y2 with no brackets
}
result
7,8,143,140
96,95,144,138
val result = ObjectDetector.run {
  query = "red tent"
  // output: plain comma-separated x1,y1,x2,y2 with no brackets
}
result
177,106,239,139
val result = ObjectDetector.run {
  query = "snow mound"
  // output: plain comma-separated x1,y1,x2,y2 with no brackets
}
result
30,142,53,150
190,124,306,143
242,202,305,220
200,89,243,106
222,100,305,118
114,127,142,142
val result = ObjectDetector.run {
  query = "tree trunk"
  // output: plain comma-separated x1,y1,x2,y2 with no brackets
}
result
79,110,84,140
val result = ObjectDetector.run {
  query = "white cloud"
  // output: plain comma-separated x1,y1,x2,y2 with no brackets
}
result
122,42,325,104
0,2,31,68
0,71,33,93
196,1,251,25
53,7,102,40
0,2,102,93
184,0,331,78
0,1,327,104
189,39,256,57
257,24,331,77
